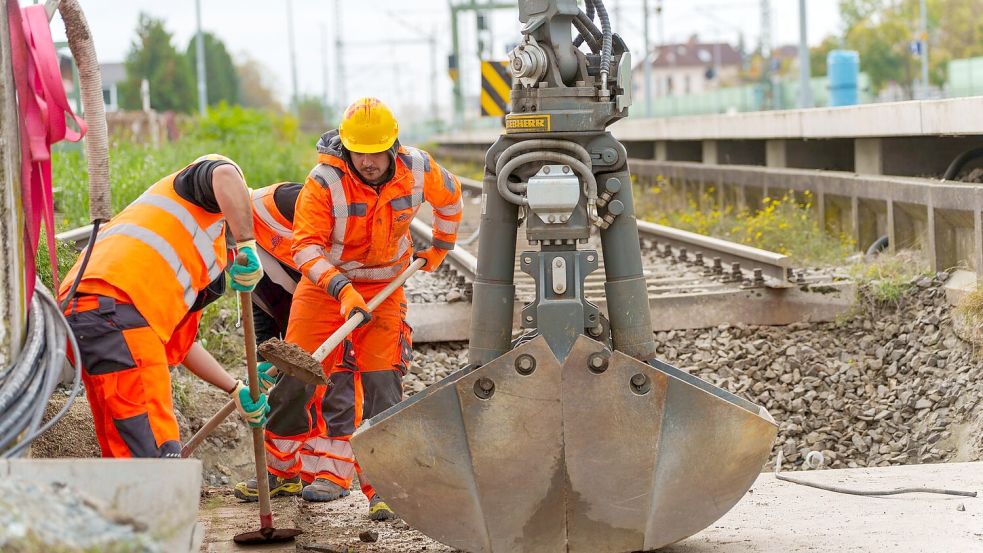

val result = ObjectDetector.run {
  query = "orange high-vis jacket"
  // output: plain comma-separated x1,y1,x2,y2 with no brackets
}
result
60,169,230,343
292,136,463,295
252,182,297,269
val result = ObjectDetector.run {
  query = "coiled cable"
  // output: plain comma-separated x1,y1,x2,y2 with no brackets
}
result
0,281,82,458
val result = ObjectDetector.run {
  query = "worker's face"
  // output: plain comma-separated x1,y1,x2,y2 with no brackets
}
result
351,151,391,183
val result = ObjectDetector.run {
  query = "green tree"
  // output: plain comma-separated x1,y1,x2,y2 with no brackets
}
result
294,95,334,134
118,14,196,113
186,32,240,107
236,56,282,112
809,35,840,77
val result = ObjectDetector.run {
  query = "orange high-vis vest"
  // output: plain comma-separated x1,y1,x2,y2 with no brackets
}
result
292,144,463,294
251,182,296,269
60,170,229,342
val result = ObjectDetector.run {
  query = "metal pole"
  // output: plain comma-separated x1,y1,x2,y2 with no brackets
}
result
286,0,299,111
321,22,329,109
430,33,439,124
451,4,463,126
0,0,27,363
643,0,652,117
334,0,345,108
797,0,813,108
919,0,929,98
194,0,206,114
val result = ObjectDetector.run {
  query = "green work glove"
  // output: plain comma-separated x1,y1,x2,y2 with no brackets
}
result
257,361,278,394
229,380,270,428
229,240,264,292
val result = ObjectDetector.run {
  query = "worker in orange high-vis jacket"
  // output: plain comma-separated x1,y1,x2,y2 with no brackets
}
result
234,97,463,520
58,155,270,459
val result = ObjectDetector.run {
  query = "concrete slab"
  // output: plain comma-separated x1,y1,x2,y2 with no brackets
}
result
0,458,203,552
945,269,979,305
665,462,983,552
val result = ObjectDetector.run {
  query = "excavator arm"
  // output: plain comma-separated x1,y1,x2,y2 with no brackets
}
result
352,2,778,551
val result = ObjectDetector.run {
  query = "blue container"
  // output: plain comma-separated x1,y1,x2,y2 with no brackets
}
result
827,50,860,106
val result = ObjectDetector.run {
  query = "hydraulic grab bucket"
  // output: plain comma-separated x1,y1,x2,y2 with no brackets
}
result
353,337,777,552
353,0,777,550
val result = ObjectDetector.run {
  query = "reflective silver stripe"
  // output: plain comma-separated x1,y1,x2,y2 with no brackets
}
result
435,197,464,217
253,191,292,238
205,220,226,240
433,217,461,234
320,168,349,265
258,248,297,294
433,238,456,250
271,438,304,454
96,224,196,309
390,194,423,211
131,194,223,280
392,235,412,261
307,259,335,283
346,262,405,281
308,437,354,459
268,455,297,472
406,148,426,199
293,245,324,267
299,454,353,479
440,167,458,194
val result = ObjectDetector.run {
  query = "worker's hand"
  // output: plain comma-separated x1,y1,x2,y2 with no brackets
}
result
229,240,264,292
257,361,278,394
229,380,270,428
414,246,449,272
337,283,371,327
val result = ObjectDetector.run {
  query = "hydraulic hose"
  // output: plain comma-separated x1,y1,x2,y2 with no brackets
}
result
592,0,613,94
494,139,593,178
942,146,983,181
497,151,599,211
573,13,601,53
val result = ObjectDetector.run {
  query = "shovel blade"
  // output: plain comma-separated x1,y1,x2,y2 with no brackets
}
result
232,526,303,545
258,338,328,386
351,336,777,553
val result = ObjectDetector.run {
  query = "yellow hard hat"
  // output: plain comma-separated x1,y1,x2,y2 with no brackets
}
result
339,97,399,153
193,153,245,181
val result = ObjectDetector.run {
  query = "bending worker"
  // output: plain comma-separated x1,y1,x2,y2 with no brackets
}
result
234,97,463,521
58,155,270,458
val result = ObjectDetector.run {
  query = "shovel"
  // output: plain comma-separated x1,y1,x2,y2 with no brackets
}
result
181,257,425,458
257,258,425,383
232,284,304,545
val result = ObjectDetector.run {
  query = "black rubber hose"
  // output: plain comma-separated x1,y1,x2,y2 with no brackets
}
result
942,146,983,181
59,219,101,311
574,13,601,52
574,0,598,49
865,235,889,257
593,0,613,78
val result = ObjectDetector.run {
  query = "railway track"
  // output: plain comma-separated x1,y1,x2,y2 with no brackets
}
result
56,176,852,343
406,177,853,342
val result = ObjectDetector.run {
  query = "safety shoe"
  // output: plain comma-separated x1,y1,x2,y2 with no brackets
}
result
301,477,350,502
233,473,302,502
368,495,397,521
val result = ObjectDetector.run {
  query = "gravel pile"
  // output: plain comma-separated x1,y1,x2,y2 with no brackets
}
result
653,272,983,470
404,342,470,395
405,269,469,304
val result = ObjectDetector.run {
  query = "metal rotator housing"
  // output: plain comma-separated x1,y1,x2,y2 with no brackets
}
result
352,1,778,551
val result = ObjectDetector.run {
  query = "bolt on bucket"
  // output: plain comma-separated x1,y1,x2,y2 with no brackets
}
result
351,335,777,553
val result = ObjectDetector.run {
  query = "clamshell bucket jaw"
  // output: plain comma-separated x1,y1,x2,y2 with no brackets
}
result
352,335,777,552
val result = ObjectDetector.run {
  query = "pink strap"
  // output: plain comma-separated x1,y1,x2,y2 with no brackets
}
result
7,1,87,302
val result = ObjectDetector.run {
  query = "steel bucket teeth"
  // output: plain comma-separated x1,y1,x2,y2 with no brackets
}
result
352,336,777,553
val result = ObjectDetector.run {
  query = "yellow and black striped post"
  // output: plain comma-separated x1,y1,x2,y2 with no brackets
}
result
480,60,512,117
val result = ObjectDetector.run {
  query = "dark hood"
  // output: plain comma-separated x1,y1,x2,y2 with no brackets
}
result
315,129,399,187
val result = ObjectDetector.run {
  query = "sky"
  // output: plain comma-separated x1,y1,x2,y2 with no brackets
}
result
50,1,842,126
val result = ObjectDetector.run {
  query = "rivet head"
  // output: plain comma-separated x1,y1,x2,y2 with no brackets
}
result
630,373,651,395
543,166,551,174
588,352,609,373
587,254,596,262
525,315,534,322
474,377,496,399
561,165,570,174
515,354,537,375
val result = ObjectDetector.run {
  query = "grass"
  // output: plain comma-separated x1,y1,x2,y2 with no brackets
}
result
42,105,307,370
848,250,931,306
634,180,855,266
441,159,485,181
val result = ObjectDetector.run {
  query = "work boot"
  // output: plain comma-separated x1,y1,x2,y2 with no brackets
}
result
368,495,397,521
301,477,350,502
233,473,302,502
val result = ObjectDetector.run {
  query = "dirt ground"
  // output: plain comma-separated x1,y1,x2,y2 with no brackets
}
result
198,487,457,553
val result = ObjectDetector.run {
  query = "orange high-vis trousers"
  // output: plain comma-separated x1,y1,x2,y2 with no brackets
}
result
264,277,410,498
63,295,186,458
